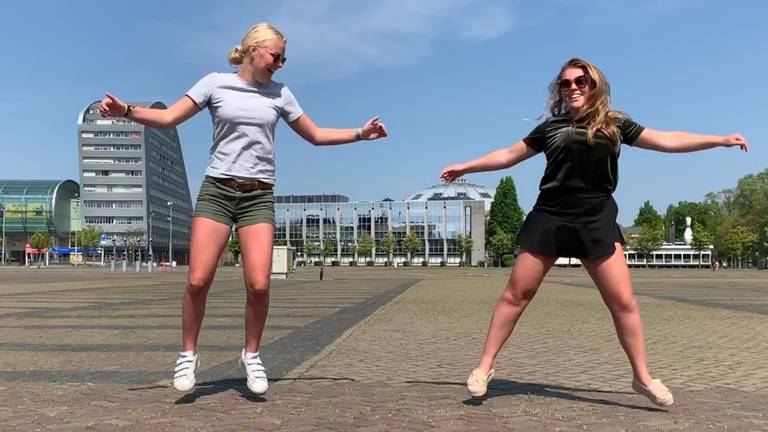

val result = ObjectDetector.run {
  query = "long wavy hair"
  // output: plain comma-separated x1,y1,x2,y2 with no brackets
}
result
547,58,621,146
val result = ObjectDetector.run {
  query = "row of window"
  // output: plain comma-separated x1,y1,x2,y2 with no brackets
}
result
83,184,143,193
85,216,144,225
83,170,143,177
81,131,141,139
82,144,141,151
82,157,142,164
84,201,144,209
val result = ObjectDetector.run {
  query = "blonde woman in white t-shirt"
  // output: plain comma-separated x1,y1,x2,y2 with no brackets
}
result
99,23,387,395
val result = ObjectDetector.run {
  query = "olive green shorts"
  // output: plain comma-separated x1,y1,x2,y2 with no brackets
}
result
192,177,275,229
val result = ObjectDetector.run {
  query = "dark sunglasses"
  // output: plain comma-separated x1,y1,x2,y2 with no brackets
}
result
558,75,591,91
263,48,287,66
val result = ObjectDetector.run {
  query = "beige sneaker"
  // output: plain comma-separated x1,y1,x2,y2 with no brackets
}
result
632,377,674,406
467,368,495,397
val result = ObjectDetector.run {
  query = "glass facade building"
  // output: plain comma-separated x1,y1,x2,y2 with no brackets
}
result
0,180,79,262
275,199,486,265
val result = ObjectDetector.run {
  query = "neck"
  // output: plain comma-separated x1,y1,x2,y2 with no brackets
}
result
237,65,269,86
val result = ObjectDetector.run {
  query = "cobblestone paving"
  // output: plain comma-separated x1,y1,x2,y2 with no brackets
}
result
0,266,766,431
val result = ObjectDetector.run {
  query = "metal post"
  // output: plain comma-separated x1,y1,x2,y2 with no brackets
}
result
167,201,173,270
136,238,141,272
111,237,116,272
73,195,79,269
148,212,153,273
121,236,127,272
1,203,5,266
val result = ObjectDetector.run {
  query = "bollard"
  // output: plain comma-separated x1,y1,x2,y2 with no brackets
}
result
122,260,127,272
319,266,324,281
135,261,140,273
111,259,115,272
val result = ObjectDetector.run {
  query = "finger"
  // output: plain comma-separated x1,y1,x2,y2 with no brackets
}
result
106,92,118,102
366,116,381,126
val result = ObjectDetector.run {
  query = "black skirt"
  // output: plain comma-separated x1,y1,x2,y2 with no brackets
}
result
517,191,625,259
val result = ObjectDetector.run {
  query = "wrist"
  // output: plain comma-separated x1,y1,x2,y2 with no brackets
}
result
354,128,363,141
123,104,134,118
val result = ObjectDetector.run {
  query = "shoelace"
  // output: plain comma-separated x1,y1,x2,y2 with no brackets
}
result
243,355,266,377
174,354,197,378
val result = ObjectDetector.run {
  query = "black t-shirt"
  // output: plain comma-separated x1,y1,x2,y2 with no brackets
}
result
523,114,645,196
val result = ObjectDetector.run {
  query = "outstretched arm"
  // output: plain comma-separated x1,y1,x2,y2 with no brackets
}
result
99,93,200,129
440,140,537,182
289,114,387,146
633,128,748,153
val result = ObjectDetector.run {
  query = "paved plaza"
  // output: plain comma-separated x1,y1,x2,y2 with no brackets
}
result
0,265,766,431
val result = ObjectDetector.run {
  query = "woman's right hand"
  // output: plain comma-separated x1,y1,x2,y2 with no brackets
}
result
440,163,467,183
99,93,128,118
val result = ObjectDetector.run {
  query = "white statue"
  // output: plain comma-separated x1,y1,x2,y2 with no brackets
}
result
683,216,693,245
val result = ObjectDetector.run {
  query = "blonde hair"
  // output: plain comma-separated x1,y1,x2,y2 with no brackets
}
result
227,23,286,66
547,58,621,146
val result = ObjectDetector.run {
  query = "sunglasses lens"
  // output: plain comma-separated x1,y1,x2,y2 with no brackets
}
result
574,76,589,88
558,79,571,90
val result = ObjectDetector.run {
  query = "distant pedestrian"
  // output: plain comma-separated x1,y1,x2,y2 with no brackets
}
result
441,57,748,406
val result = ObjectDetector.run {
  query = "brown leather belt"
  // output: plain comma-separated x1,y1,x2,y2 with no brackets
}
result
206,176,273,192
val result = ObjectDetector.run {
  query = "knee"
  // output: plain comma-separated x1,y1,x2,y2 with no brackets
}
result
610,295,638,315
186,272,212,297
245,276,270,296
500,285,536,309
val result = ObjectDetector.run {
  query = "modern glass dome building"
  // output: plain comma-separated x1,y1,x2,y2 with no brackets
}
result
405,179,495,211
0,180,80,262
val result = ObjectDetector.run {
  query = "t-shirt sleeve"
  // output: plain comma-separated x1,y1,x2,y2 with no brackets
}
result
185,73,218,109
522,120,549,152
280,86,304,123
618,115,646,145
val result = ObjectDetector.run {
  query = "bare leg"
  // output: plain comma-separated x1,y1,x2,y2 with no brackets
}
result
581,243,653,385
477,250,557,372
182,217,232,352
237,223,274,353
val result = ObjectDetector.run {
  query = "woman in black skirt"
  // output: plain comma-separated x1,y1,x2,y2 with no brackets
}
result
441,58,748,406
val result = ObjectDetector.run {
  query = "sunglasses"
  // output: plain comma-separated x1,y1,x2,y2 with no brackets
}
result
558,75,591,91
262,48,287,66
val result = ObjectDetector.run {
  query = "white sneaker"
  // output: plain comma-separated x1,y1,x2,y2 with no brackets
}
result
240,349,268,395
173,351,199,392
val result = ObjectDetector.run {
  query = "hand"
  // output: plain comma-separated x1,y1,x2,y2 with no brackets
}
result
440,163,466,183
99,93,128,118
361,116,388,140
721,134,749,152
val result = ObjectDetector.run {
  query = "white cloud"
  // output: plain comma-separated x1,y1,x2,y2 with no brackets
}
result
181,0,516,82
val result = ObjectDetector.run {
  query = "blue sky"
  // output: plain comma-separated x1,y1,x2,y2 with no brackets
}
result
0,0,764,226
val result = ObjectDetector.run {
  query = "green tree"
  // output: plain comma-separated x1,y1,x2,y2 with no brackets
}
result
303,241,319,264
379,231,396,264
664,201,720,241
357,233,374,263
227,236,241,264
74,225,102,266
634,201,663,228
721,226,758,269
457,234,474,266
29,231,52,267
691,223,714,266
403,231,422,264
321,241,336,265
487,177,525,248
631,224,664,268
488,231,513,267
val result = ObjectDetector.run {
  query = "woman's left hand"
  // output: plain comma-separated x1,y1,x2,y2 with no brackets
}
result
721,134,749,152
361,116,388,140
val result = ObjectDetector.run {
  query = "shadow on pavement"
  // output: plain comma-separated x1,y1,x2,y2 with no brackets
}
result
463,379,666,412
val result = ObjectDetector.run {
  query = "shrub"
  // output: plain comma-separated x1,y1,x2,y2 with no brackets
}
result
476,260,486,267
349,261,357,266
421,260,428,267
314,261,324,266
402,261,410,267
366,260,375,266
331,260,340,266
501,254,515,267
439,260,447,267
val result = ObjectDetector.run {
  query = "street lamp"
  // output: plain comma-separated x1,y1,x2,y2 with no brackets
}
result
148,211,154,273
72,194,80,269
111,236,117,272
1,202,6,266
167,201,174,270
121,236,127,272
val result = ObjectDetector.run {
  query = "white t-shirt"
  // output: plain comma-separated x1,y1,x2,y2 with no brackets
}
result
186,72,304,183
